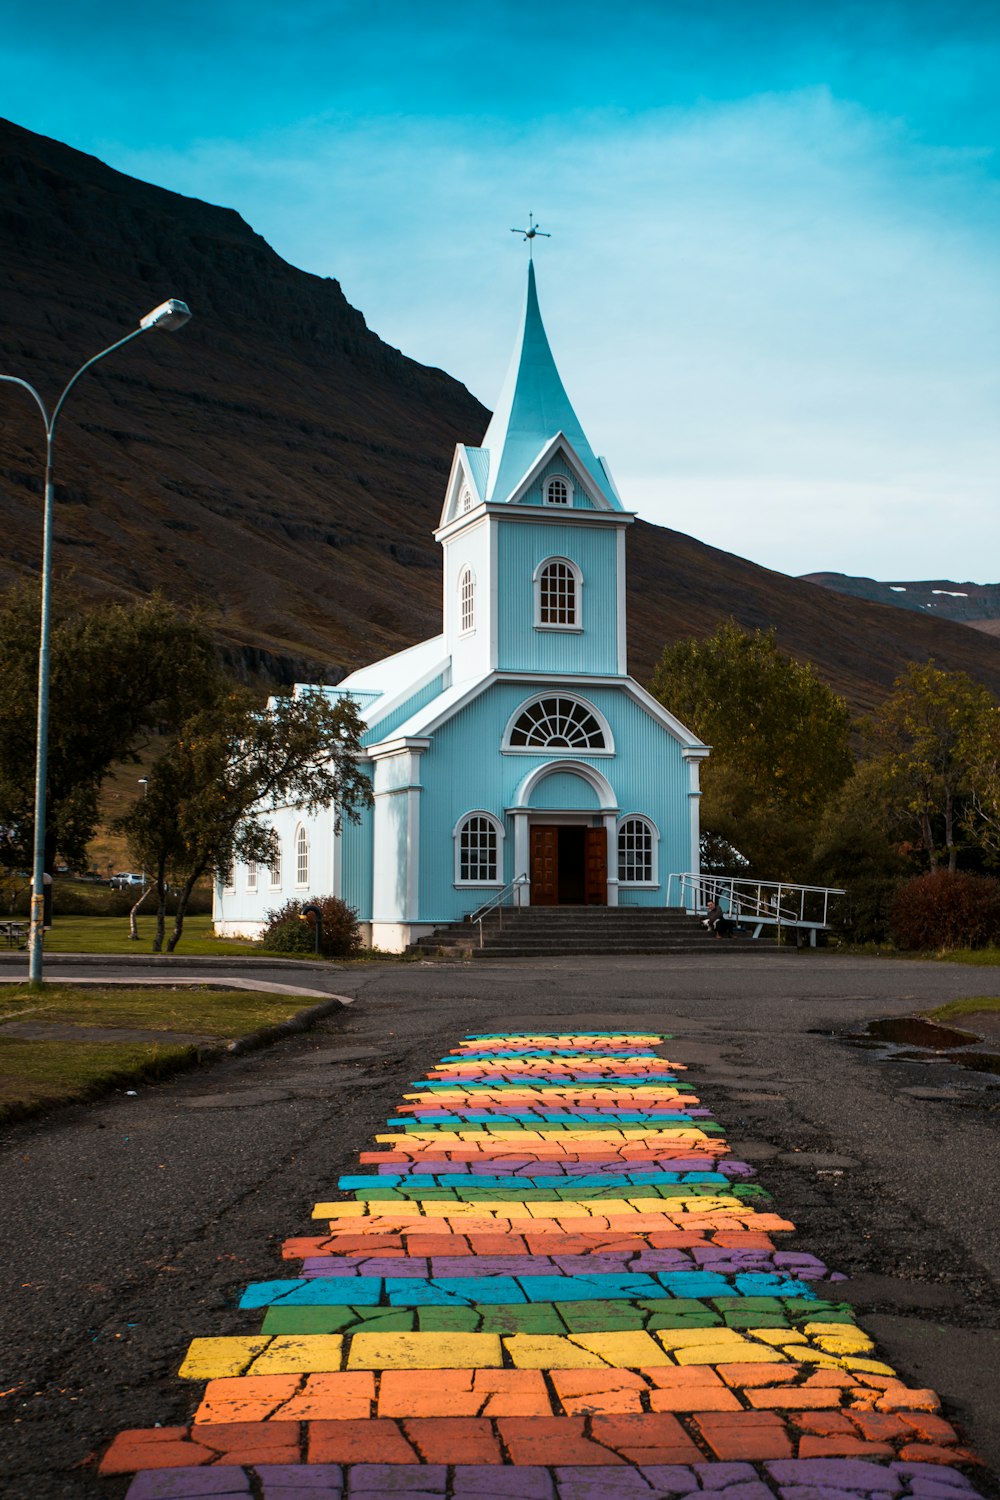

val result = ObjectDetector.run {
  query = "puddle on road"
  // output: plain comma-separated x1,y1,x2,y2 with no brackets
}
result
834,1015,1000,1086
864,1016,980,1049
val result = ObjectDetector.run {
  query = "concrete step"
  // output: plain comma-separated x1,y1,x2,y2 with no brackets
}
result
409,905,768,959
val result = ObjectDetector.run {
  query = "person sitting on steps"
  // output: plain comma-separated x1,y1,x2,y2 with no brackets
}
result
705,897,734,938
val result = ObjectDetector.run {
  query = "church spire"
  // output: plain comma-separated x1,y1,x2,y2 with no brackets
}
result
480,261,619,508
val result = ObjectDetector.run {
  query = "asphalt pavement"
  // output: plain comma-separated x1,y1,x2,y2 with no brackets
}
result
1,949,998,1498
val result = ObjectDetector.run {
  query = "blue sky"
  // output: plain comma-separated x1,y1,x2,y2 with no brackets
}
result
3,0,999,581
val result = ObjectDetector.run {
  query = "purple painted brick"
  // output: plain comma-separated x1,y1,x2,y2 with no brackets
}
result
347,1464,448,1495
257,1463,344,1493
452,1464,555,1497
766,1461,906,1493
690,1466,764,1490
555,1468,663,1500
895,1468,983,1498
125,1469,252,1499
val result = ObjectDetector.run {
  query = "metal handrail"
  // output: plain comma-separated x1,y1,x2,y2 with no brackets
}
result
666,872,845,934
468,873,530,948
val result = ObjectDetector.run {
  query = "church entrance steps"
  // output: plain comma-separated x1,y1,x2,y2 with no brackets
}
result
409,907,776,959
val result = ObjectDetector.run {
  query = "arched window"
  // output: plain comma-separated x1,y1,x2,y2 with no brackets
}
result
461,487,473,514
455,812,504,885
506,696,609,751
618,816,658,885
544,474,572,506
295,825,309,888
268,834,282,889
246,860,258,892
458,565,475,634
535,557,580,628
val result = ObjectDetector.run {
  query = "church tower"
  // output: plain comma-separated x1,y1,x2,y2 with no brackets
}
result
436,261,632,685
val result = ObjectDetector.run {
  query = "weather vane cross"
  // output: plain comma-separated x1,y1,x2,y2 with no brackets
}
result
510,213,551,258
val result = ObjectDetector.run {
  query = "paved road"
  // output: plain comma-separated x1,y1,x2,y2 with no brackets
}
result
1,951,998,1498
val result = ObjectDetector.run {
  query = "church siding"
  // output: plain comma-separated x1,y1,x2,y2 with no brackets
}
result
340,765,374,922
497,520,620,675
517,454,598,509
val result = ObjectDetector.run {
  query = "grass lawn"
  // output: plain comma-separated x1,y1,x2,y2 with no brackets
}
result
37,913,260,956
0,983,326,1123
923,995,1000,1023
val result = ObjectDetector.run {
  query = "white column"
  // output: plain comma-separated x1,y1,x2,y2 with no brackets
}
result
512,811,530,905
603,813,619,906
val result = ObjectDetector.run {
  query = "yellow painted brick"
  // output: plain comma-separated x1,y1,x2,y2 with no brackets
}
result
750,1329,808,1347
655,1328,786,1365
313,1202,367,1218
179,1337,270,1380
843,1358,897,1376
346,1332,502,1370
804,1324,875,1355
504,1335,608,1369
248,1336,345,1374
569,1332,674,1367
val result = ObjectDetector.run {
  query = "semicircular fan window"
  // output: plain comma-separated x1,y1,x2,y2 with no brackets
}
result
508,697,606,750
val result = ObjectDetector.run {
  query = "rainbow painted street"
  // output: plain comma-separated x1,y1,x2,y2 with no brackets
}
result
99,1032,990,1499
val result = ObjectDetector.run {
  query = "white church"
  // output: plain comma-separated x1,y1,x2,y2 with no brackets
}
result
215,261,709,951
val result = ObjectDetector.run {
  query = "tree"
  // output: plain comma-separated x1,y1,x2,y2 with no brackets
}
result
650,621,854,877
961,702,1000,861
116,686,373,952
0,585,219,873
863,661,996,873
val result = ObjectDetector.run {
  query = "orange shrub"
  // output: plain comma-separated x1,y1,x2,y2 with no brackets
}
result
889,869,1000,950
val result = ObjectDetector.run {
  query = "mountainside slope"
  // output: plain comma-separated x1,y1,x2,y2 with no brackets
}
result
1,117,998,714
803,572,1000,633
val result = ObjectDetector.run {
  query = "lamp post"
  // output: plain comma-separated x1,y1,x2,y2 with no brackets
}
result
0,299,192,988
301,903,323,957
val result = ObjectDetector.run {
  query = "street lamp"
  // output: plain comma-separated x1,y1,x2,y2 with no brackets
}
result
0,299,192,987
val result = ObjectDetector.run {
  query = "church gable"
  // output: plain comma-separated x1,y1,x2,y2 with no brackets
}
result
503,434,611,512
439,446,488,528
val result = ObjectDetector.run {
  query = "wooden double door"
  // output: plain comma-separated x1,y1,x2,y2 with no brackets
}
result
530,824,607,906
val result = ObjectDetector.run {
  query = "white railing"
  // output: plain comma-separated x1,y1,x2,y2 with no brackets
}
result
467,873,530,948
666,873,845,944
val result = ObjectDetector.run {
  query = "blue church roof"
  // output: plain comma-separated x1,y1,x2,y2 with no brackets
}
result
479,262,622,510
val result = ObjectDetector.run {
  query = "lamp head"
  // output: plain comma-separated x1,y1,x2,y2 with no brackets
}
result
140,299,192,332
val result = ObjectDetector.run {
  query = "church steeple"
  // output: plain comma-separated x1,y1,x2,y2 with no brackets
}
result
479,262,622,510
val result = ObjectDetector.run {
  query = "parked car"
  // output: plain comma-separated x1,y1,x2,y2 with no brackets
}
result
110,872,146,889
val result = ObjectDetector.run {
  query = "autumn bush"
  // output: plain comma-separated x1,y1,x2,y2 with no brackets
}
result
260,895,362,958
888,870,1000,950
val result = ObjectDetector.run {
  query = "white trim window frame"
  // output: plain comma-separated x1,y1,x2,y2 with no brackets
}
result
268,833,282,890
246,860,258,893
503,693,614,756
533,556,583,632
458,564,476,636
617,814,659,887
454,811,505,887
543,473,573,506
295,823,309,889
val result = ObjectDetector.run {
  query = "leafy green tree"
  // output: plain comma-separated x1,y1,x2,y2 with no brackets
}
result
650,621,853,877
961,702,1000,861
116,687,373,952
0,585,218,873
863,661,996,872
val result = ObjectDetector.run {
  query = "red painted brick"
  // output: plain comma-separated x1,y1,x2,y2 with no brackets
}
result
497,1416,626,1465
405,1417,503,1464
590,1413,704,1464
692,1410,795,1461
308,1418,418,1464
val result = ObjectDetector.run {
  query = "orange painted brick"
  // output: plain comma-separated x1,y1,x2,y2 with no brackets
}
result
283,1237,332,1259
378,1369,548,1418
405,1416,503,1464
194,1375,300,1424
497,1416,627,1465
899,1443,980,1464
308,1418,418,1464
791,1412,860,1438
99,1428,214,1476
847,1411,911,1444
717,1364,806,1389
692,1410,795,1461
646,1367,742,1413
274,1373,376,1421
798,1437,894,1459
590,1412,703,1465
211,1422,301,1467
549,1369,648,1415
747,1384,853,1411
900,1412,962,1444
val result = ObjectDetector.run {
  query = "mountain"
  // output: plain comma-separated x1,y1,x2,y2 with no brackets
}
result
2,117,999,716
802,573,1000,637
